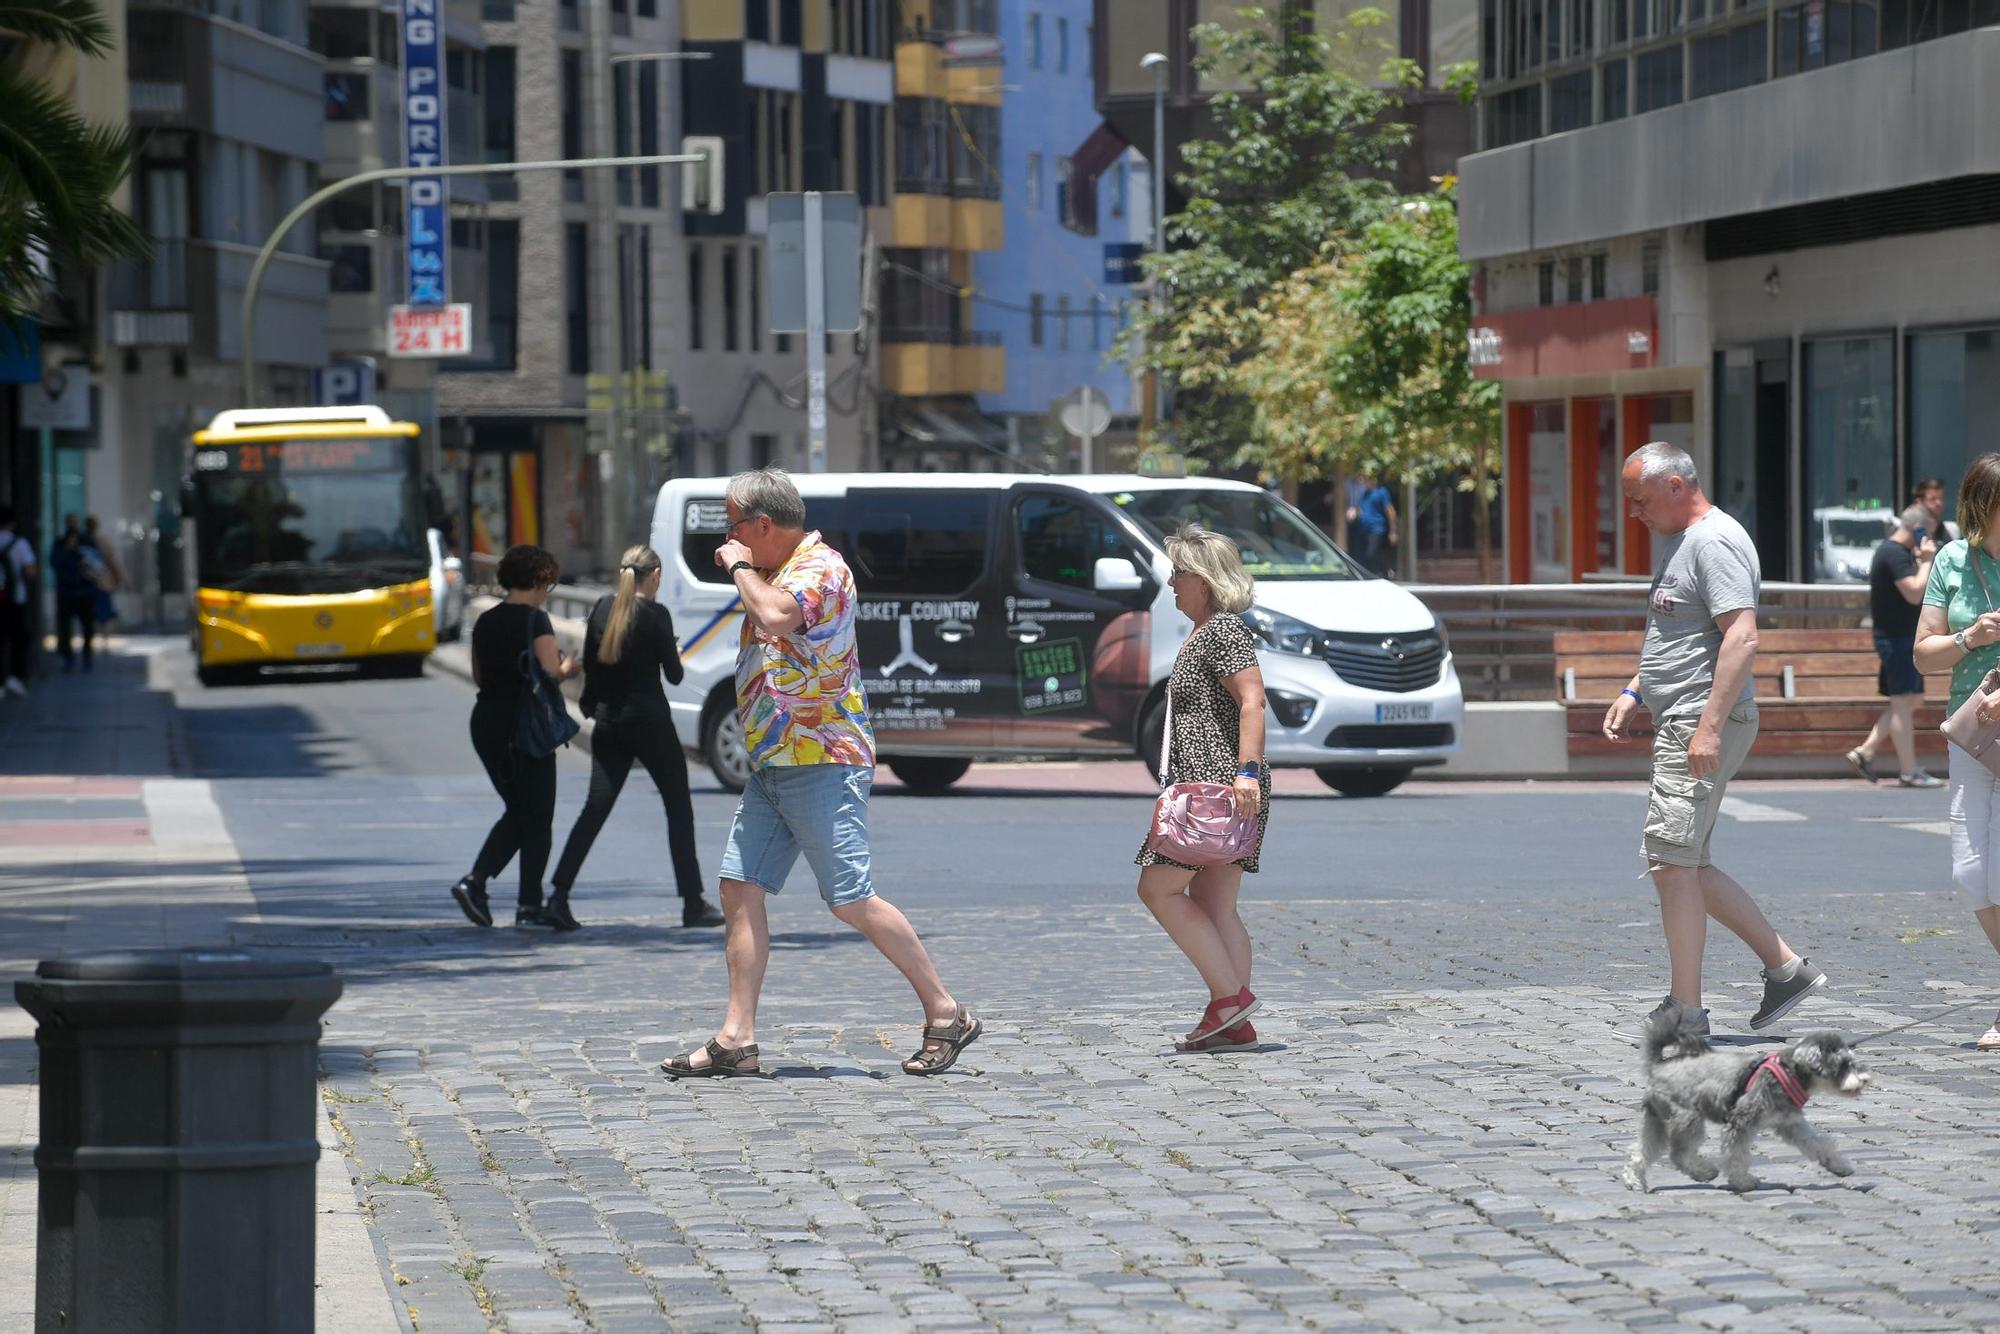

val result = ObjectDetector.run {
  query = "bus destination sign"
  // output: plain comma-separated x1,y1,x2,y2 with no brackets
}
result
194,438,406,474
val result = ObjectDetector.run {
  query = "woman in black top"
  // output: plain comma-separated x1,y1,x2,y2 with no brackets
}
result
549,544,722,930
452,544,579,928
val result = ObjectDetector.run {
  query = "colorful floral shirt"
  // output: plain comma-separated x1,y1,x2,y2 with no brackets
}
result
735,531,876,769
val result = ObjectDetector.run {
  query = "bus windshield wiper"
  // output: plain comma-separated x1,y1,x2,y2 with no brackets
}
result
223,561,323,589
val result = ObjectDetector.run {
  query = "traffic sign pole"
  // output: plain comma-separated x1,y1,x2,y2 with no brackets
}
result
804,191,828,474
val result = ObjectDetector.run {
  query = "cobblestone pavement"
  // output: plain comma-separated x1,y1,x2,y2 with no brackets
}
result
9,644,2000,1331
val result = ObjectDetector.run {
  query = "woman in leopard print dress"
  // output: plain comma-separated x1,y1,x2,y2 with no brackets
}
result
1135,526,1270,1054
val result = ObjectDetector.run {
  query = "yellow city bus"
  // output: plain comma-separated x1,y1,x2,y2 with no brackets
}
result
184,406,436,685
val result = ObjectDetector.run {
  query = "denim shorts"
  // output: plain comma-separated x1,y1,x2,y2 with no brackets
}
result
1874,633,1923,697
718,764,876,907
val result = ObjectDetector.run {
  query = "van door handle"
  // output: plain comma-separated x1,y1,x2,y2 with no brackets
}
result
936,618,974,644
1008,620,1045,644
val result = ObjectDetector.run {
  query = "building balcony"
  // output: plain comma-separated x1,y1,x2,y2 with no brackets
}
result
323,65,488,202
1461,27,2000,261
107,240,328,366
127,8,322,160
889,194,1003,251
881,329,1004,396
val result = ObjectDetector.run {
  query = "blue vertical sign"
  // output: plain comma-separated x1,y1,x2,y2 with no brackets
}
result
399,0,448,306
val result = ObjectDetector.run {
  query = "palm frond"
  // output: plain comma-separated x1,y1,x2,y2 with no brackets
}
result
0,0,113,55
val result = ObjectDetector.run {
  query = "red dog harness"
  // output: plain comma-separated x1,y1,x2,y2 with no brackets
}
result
1744,1052,1809,1108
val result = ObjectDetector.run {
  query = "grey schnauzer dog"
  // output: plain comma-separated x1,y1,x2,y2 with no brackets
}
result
1622,1011,1871,1192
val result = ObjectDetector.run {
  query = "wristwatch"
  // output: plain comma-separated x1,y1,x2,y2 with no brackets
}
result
1957,629,1972,653
728,560,755,577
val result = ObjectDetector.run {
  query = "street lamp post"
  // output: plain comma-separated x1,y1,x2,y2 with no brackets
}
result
1139,51,1169,441
238,154,699,404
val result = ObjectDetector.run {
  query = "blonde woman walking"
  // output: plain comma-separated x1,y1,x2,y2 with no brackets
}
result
549,544,723,931
1136,526,1270,1053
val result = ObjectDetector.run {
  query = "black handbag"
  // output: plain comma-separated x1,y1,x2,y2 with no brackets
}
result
514,609,580,758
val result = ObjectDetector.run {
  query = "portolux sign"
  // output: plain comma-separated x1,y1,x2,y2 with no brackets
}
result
399,0,449,307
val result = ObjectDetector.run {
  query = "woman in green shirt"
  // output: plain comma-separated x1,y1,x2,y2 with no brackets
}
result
1915,453,2000,1051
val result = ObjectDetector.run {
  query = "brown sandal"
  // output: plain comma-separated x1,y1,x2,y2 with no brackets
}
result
660,1038,760,1079
903,1006,981,1076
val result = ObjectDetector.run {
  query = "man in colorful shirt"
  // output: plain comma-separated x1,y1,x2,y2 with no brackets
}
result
662,469,980,1080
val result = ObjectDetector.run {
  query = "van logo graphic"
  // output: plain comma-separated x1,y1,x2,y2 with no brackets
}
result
880,615,939,676
314,612,335,629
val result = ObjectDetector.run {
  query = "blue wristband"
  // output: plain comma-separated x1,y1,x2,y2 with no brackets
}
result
1621,687,1643,705
1237,762,1261,778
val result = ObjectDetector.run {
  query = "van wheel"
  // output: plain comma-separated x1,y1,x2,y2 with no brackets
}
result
703,700,751,792
882,757,972,793
1315,765,1412,798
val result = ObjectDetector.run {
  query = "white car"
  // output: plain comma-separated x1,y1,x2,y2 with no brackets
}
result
428,528,466,643
651,473,1463,798
1812,507,1896,583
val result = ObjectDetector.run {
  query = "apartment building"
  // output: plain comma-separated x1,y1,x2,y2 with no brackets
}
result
970,0,1140,467
1460,4,2000,583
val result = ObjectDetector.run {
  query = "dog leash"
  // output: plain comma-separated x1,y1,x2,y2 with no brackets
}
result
1848,995,2000,1046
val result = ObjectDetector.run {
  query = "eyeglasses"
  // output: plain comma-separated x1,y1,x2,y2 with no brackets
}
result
725,513,760,535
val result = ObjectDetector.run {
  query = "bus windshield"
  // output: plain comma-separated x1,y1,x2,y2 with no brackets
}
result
192,439,428,592
1103,487,1362,581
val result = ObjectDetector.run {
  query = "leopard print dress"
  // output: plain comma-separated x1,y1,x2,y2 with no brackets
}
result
1134,611,1272,874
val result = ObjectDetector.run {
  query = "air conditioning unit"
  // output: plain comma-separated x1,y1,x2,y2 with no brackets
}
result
681,136,724,215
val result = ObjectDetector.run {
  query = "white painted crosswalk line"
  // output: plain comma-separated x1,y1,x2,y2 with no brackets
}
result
1719,795,1808,823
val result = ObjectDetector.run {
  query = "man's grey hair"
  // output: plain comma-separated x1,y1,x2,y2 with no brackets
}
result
726,468,806,529
1631,441,1700,488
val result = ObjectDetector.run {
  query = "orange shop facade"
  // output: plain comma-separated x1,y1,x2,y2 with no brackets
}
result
1475,295,1703,585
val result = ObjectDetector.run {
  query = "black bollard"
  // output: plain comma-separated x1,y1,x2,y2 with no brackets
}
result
15,950,343,1333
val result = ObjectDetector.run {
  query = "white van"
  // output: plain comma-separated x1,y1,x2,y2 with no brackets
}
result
650,473,1464,797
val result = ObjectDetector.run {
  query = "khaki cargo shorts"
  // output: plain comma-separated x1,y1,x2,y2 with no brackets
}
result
1642,702,1759,871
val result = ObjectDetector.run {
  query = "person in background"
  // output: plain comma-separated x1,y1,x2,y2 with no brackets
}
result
452,544,580,930
0,505,35,696
1346,474,1398,576
548,544,724,932
83,516,123,634
47,515,99,674
1914,454,2000,1050
1914,478,1958,543
1845,508,1942,787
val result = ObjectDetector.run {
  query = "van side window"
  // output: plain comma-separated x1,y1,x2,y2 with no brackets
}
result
849,490,988,595
1016,493,1133,588
677,496,849,586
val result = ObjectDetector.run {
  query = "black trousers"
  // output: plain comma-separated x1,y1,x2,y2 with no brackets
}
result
0,602,28,680
552,710,704,899
56,594,96,668
469,703,558,905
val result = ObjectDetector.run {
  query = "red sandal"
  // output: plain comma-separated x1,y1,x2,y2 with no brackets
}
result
1184,988,1259,1044
1177,1020,1258,1054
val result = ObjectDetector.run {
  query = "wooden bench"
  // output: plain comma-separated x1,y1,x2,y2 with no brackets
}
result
1553,629,1947,771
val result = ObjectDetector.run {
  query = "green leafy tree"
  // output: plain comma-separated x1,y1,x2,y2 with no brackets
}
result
1116,4,1416,468
0,0,149,326
1233,180,1502,577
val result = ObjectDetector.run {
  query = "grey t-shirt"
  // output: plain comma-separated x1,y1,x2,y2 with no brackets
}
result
1639,507,1761,720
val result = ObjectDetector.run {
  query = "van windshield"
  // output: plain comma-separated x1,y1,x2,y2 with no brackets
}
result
1104,488,1361,581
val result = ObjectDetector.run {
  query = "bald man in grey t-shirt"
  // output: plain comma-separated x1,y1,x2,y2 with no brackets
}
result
1604,443,1829,1043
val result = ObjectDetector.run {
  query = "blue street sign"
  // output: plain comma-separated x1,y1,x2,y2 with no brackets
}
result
399,0,449,307
1103,242,1145,285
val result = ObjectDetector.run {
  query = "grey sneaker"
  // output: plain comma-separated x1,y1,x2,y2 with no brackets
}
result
1616,996,1711,1045
1749,958,1827,1030
1899,769,1944,789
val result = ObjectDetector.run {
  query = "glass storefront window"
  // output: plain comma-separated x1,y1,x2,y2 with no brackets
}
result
1804,335,1895,575
1909,329,2000,530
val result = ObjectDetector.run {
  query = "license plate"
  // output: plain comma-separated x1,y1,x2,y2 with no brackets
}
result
1375,702,1432,723
295,643,345,657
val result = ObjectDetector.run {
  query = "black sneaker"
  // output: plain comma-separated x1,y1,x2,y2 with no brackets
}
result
682,896,726,928
544,894,582,932
1750,958,1827,1030
451,876,492,928
515,904,553,928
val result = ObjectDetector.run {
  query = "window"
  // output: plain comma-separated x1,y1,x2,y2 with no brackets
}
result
749,246,762,353
722,246,739,351
459,219,519,371
895,98,948,194
1589,252,1607,300
949,103,999,198
561,50,584,201
1057,294,1071,350
1111,161,1127,218
1537,260,1555,307
1550,70,1591,132
750,434,778,468
614,63,634,205
849,490,991,596
1485,85,1541,148
1029,292,1045,346
1602,57,1629,121
325,243,372,293
1056,16,1069,71
688,245,704,351
1091,295,1105,350
638,61,661,207
1804,335,1895,566
1025,151,1042,210
1027,11,1042,67
881,247,957,343
1017,493,1132,588
1056,156,1076,229
1565,257,1584,304
856,104,887,205
560,0,578,30
565,223,590,374
1635,44,1683,113
1641,238,1662,295
1909,329,2000,525
484,47,517,201
482,0,513,18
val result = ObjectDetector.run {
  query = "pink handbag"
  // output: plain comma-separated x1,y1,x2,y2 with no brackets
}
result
1143,691,1260,867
